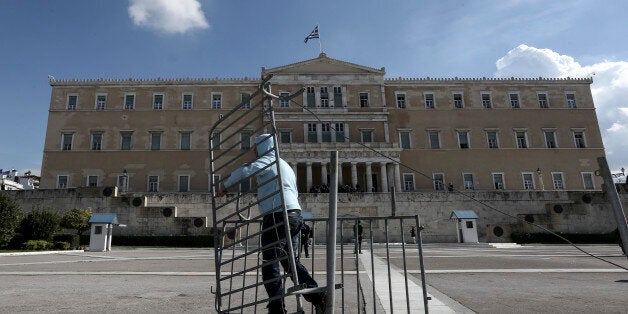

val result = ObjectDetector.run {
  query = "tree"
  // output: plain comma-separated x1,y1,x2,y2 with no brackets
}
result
61,208,92,236
20,209,61,241
0,193,23,247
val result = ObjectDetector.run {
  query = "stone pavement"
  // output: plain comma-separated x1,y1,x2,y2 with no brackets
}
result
359,249,456,313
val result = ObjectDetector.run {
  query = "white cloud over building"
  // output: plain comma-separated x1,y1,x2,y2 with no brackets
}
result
128,0,209,34
495,44,628,170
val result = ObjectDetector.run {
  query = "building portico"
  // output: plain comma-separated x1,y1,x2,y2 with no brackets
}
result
281,142,401,193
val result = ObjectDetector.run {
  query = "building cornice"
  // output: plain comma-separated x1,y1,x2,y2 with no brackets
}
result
49,77,261,87
385,76,593,84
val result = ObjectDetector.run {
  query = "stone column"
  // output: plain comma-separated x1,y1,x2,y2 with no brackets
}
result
394,163,402,192
291,162,298,176
338,162,343,186
306,162,313,192
351,162,358,190
321,162,328,186
380,163,388,193
365,162,373,192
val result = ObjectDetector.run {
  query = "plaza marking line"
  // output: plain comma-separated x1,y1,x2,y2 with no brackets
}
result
2,269,625,277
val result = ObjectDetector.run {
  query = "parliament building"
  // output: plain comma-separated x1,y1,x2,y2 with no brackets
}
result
41,53,604,195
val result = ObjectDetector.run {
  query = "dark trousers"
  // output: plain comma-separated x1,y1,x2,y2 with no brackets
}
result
261,211,325,312
300,240,309,257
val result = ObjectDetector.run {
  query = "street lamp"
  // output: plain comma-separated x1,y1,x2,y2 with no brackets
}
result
537,168,545,191
122,169,128,193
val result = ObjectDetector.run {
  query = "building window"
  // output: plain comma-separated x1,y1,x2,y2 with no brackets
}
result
240,132,251,150
463,173,475,190
306,87,315,107
57,175,69,189
493,173,505,190
180,132,191,150
87,175,98,187
453,93,464,108
399,131,411,149
428,131,440,149
182,94,193,110
150,132,162,150
61,133,74,151
153,94,164,110
211,174,221,193
124,94,135,110
212,93,222,109
67,95,77,110
566,93,577,108
573,131,586,148
91,132,103,151
403,174,415,191
334,123,345,142
96,94,106,110
240,178,251,193
241,93,251,109
320,87,329,107
582,172,594,190
361,130,373,143
396,93,406,109
333,87,343,107
486,131,499,149
148,175,159,192
120,131,133,150
522,173,535,190
307,123,317,143
515,131,528,148
322,123,332,142
117,174,128,192
457,131,470,149
481,92,492,109
538,93,549,108
544,131,557,148
424,93,435,109
433,173,445,190
94,226,102,235
280,92,290,108
509,93,520,108
211,131,221,149
552,173,565,190
280,131,292,144
178,175,190,192
359,92,369,107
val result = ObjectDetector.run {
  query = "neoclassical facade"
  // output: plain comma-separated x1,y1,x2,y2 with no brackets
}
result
41,54,604,194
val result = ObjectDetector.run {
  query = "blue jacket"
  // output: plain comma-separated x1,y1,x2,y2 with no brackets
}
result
223,134,300,215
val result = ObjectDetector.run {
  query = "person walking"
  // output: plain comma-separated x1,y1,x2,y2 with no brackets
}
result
300,223,312,258
218,134,326,313
353,220,363,254
410,226,417,244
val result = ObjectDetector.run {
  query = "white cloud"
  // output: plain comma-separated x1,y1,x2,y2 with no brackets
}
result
128,0,209,34
495,44,628,170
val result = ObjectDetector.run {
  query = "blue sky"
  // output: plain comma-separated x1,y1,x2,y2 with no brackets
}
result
1,0,627,176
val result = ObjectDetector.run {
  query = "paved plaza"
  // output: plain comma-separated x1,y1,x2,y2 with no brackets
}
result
0,244,626,313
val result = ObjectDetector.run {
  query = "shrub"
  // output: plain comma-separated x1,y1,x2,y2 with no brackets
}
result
52,241,71,250
0,193,23,247
60,208,92,236
511,231,618,244
53,234,80,249
20,209,61,241
23,239,51,250
112,235,214,247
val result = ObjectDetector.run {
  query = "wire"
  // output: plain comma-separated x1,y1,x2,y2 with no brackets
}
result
286,97,628,271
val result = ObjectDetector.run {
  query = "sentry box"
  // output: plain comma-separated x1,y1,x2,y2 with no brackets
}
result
88,213,126,252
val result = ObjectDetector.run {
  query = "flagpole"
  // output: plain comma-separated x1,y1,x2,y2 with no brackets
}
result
318,24,323,54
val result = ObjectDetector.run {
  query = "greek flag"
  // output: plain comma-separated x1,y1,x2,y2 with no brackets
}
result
304,25,319,43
